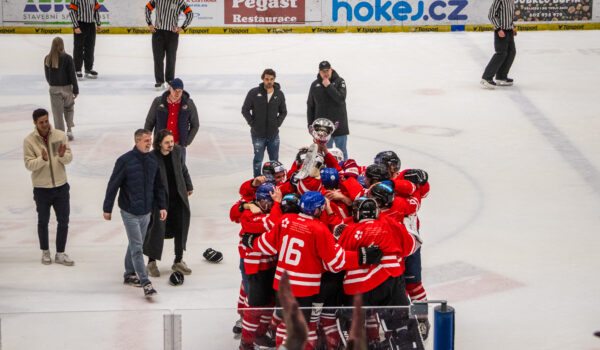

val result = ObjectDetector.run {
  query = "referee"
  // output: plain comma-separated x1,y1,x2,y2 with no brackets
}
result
69,0,102,80
145,0,193,90
481,0,517,89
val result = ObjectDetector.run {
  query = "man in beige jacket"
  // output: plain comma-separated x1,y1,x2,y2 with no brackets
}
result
24,108,74,265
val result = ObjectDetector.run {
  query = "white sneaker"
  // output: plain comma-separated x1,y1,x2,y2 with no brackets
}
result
55,252,74,266
41,250,51,265
67,131,74,141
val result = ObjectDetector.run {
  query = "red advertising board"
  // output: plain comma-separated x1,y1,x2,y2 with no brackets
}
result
224,0,305,25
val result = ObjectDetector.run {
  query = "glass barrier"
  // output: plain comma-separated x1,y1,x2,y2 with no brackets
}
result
0,309,169,350
176,305,435,350
0,305,444,349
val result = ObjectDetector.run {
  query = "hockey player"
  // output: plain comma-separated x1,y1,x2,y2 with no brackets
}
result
237,182,283,348
374,150,432,339
336,197,420,347
242,191,383,349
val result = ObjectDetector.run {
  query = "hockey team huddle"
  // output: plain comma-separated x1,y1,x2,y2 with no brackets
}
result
229,119,431,350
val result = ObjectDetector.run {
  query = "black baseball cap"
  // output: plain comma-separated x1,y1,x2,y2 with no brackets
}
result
319,60,331,70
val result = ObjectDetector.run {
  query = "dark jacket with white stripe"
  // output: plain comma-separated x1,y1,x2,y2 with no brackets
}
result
242,82,287,138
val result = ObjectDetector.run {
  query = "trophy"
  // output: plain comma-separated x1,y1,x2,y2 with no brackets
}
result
296,118,338,180
308,118,339,144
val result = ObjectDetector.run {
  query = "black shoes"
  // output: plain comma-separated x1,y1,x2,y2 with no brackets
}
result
85,70,98,79
123,274,141,287
480,78,497,89
496,77,514,86
143,283,157,298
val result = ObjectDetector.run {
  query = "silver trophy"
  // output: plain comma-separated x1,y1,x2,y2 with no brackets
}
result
308,118,339,144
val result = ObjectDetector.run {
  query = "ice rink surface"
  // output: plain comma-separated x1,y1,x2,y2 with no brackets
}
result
0,31,599,349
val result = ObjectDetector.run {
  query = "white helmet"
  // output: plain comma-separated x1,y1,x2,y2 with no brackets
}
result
329,148,344,163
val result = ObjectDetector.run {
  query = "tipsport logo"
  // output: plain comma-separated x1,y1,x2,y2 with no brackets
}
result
332,0,468,23
24,0,108,13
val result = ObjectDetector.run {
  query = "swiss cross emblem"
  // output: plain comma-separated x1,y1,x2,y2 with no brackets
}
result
354,230,363,241
281,218,290,228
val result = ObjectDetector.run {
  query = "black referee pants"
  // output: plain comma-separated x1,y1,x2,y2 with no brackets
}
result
152,30,179,84
73,21,96,72
482,29,516,81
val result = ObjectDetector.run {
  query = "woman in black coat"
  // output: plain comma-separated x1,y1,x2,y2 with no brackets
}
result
143,130,193,276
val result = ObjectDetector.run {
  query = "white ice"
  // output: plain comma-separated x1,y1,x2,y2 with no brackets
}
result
0,31,599,350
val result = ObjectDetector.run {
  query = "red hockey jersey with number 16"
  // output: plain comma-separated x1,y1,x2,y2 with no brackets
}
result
252,213,359,297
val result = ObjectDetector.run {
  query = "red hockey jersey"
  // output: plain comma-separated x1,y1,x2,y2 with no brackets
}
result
252,213,359,297
239,201,282,274
337,219,403,295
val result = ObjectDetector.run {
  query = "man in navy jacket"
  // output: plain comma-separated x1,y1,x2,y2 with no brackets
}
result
103,129,167,298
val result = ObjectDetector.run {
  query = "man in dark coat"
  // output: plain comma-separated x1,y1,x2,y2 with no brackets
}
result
144,129,193,277
103,129,167,298
242,68,287,177
145,78,199,160
307,60,349,161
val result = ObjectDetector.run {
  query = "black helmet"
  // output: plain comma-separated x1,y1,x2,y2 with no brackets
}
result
281,193,301,214
366,163,390,182
374,151,400,170
352,197,380,222
369,183,395,208
262,160,285,177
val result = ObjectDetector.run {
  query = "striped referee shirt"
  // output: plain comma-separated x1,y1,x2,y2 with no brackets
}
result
69,0,101,27
488,0,515,30
145,0,193,31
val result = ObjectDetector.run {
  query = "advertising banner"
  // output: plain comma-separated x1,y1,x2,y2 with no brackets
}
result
224,0,305,25
514,0,593,22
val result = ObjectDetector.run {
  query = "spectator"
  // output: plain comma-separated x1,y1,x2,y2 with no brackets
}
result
44,37,78,140
145,78,199,161
143,129,193,277
307,60,349,160
103,129,167,298
23,108,73,266
242,68,287,177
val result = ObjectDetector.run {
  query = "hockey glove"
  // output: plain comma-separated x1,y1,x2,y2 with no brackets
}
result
333,223,347,240
359,245,383,265
203,248,223,263
241,233,256,249
404,169,428,186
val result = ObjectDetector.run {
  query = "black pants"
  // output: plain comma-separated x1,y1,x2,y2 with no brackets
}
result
165,198,184,259
152,30,179,84
33,183,70,252
482,29,516,81
73,22,96,72
247,268,276,307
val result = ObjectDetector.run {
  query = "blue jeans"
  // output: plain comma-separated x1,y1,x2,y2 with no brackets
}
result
121,210,151,286
326,135,348,161
252,135,280,177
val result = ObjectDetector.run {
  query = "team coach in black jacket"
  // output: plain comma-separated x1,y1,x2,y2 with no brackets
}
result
242,68,287,177
307,60,349,161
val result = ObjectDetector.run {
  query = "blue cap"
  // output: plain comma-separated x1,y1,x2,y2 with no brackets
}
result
170,78,184,90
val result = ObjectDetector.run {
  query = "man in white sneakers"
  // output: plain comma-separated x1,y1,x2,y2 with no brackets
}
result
23,108,74,266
